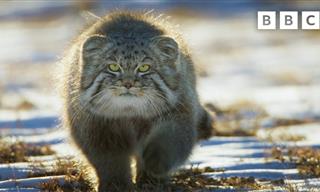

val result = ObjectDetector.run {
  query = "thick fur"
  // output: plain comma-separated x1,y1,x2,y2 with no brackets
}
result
58,11,212,191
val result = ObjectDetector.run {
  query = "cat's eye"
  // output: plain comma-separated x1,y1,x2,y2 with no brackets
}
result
138,64,150,73
108,64,120,72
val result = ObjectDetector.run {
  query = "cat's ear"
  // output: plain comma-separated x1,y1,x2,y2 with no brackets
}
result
151,36,179,61
81,35,112,58
80,35,112,89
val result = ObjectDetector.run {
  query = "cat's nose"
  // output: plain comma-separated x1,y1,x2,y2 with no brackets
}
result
123,81,133,89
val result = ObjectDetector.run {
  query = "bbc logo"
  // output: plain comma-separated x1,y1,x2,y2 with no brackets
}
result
257,11,320,30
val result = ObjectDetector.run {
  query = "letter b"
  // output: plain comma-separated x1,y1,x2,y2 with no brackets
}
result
280,11,298,29
263,15,271,25
285,15,293,25
258,11,276,30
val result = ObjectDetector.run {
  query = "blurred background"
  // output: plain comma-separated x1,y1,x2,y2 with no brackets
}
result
1,1,320,190
0,0,320,130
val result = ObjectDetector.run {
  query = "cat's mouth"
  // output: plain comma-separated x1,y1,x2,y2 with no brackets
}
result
119,92,136,96
114,88,144,97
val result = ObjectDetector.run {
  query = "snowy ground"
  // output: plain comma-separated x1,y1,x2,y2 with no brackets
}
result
1,3,320,192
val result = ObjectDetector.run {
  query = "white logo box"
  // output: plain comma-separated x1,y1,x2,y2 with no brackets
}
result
257,11,320,30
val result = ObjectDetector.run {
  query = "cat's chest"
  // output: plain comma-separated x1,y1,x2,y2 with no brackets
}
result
102,117,153,140
82,117,154,151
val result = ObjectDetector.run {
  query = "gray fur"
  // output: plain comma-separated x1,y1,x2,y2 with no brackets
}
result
58,11,213,191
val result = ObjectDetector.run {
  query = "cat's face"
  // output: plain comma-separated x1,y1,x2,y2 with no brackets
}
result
79,35,180,118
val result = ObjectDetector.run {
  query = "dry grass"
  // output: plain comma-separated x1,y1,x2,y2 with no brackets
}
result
0,138,265,191
28,158,79,178
269,178,320,192
270,146,286,162
37,159,96,192
0,139,55,163
264,129,306,142
267,70,311,85
135,166,267,191
289,147,320,177
205,101,317,138
15,99,36,110
272,118,316,127
168,166,264,191
256,116,317,142
205,101,268,137
38,162,266,191
270,146,320,177
0,95,36,110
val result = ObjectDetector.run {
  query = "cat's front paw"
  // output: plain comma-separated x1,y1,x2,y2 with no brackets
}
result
142,142,172,177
